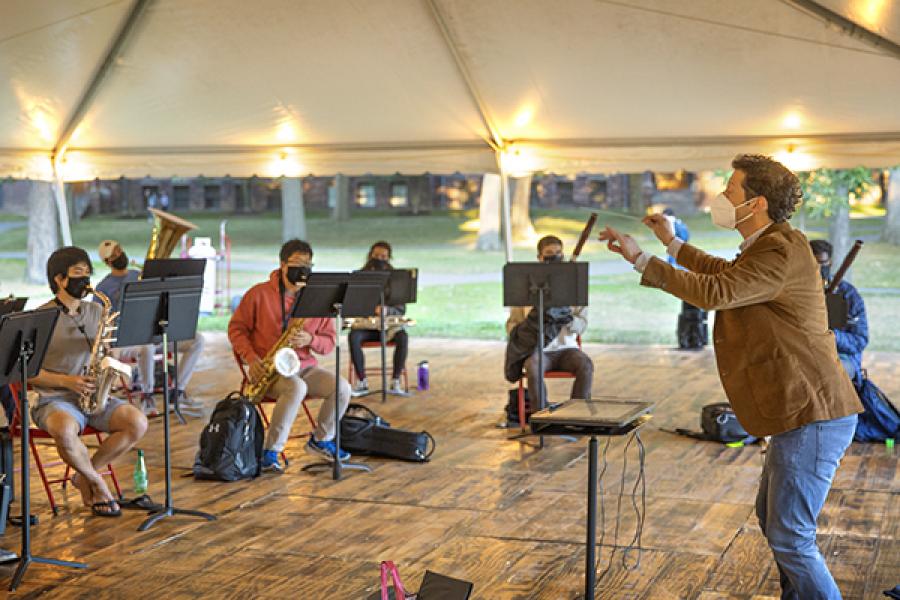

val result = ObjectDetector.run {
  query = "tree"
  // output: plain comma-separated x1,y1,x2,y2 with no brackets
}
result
26,181,59,284
799,167,873,280
509,174,535,242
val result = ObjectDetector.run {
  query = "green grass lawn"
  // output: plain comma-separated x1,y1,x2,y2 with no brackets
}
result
3,209,900,351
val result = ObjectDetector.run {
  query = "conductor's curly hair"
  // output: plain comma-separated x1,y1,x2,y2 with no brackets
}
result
731,154,803,223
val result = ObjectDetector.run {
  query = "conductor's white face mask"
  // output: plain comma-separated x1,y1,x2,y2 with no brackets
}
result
710,193,756,230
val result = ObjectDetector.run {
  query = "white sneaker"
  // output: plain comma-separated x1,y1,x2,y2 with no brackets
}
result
388,378,410,396
351,379,369,397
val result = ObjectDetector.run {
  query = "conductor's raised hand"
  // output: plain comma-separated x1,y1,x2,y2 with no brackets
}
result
642,213,675,246
597,226,642,264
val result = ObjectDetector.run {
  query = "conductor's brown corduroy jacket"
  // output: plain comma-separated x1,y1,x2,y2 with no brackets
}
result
640,221,862,437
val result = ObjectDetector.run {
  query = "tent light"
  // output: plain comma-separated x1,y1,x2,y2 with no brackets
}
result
782,112,802,130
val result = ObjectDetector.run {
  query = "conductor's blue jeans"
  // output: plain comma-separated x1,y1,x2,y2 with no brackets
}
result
755,414,857,600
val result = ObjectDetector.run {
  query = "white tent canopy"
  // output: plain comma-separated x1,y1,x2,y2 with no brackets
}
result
2,0,900,181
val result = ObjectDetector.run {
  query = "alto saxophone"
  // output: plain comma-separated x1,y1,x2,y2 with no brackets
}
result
243,318,306,403
79,289,133,415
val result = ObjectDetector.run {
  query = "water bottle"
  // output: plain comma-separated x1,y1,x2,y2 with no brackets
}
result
417,360,429,391
134,449,148,495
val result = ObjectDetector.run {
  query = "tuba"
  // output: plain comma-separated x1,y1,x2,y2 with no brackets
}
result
80,289,132,415
145,208,198,262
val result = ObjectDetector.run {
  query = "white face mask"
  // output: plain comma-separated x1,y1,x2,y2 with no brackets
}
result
710,192,756,230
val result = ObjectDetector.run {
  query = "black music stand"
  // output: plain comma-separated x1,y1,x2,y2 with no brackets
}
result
0,309,88,591
503,262,589,445
530,399,652,600
350,270,416,402
298,272,384,480
115,277,216,531
0,298,27,317
141,259,207,423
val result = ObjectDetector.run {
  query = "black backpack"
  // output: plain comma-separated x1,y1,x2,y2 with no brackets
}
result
193,392,264,481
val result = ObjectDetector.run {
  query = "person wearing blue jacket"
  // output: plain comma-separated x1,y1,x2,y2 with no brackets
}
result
810,240,869,383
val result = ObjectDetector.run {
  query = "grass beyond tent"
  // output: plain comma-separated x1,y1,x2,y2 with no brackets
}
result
1,209,897,350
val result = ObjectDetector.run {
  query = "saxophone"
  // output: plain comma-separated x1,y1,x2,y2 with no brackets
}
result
79,289,133,415
243,318,306,403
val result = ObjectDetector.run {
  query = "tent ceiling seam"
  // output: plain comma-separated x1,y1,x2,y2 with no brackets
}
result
513,131,900,148
424,0,505,151
52,0,152,159
596,0,889,58
65,139,495,156
780,0,900,60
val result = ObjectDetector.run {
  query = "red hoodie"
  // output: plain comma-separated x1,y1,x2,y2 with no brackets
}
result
228,270,336,369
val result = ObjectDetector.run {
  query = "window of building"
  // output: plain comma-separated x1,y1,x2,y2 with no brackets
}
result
356,183,377,208
389,182,408,207
203,184,221,209
173,185,190,210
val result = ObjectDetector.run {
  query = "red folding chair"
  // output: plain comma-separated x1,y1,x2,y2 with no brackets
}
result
517,335,583,429
347,340,409,392
232,351,317,465
8,383,122,515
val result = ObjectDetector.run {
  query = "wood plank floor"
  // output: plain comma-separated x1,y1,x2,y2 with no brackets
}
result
1,334,897,599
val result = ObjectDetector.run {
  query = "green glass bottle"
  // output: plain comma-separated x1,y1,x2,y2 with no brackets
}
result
134,449,148,495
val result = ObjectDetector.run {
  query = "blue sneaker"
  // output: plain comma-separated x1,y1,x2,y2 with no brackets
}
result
305,438,351,462
261,449,283,473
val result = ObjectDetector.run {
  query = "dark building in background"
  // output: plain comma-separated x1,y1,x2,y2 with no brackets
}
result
2,169,700,218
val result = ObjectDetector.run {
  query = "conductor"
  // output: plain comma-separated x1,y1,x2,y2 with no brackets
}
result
599,154,862,599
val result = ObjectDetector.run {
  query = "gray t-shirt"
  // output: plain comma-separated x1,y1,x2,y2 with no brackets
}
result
32,299,102,407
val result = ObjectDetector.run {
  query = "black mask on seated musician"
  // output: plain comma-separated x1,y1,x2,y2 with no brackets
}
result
281,252,312,295
110,252,129,271
537,236,564,264
364,241,393,271
285,265,311,285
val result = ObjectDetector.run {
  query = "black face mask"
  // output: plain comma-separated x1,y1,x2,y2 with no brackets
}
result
110,253,129,270
542,254,563,264
366,258,390,271
64,276,91,299
286,265,310,285
819,264,831,282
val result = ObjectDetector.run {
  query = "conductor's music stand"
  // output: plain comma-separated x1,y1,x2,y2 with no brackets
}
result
297,272,384,480
503,262,589,445
0,308,88,591
115,277,216,531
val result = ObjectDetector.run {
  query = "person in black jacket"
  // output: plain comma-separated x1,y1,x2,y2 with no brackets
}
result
349,241,410,397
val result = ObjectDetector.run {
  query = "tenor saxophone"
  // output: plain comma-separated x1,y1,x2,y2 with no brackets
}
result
79,289,132,415
243,318,306,403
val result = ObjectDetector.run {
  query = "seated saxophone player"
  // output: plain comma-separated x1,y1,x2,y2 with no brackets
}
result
350,241,410,397
228,239,352,473
95,240,206,417
30,247,148,517
505,236,593,411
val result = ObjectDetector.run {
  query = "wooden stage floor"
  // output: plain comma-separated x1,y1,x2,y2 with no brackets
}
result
1,334,897,599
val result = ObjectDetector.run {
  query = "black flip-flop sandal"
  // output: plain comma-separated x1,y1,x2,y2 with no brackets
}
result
91,500,122,518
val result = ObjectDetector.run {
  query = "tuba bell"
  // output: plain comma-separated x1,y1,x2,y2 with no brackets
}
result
145,208,199,262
